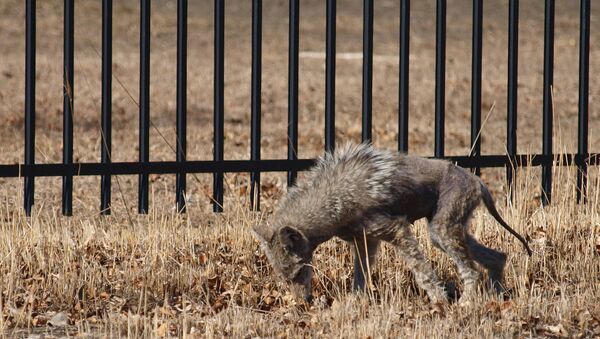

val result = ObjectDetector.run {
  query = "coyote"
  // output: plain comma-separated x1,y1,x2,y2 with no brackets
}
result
253,143,532,304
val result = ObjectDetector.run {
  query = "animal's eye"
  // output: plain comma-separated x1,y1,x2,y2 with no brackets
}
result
287,232,301,242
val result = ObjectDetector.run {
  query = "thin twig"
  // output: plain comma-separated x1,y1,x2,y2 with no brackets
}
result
469,101,496,156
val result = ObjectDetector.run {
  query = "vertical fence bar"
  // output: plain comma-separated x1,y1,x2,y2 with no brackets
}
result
435,0,446,158
398,0,410,153
542,0,554,205
176,0,187,213
506,0,519,199
250,0,262,210
139,0,150,214
325,0,336,152
362,0,373,143
62,0,74,216
24,0,36,216
101,0,112,215
470,0,482,175
287,0,299,186
213,0,224,212
577,0,590,203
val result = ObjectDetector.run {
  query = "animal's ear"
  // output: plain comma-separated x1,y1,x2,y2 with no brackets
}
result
279,226,309,254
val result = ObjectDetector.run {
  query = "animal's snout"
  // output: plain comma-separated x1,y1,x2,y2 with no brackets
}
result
289,265,313,303
289,281,311,302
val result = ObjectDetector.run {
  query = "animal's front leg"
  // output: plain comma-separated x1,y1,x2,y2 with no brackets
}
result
352,236,380,291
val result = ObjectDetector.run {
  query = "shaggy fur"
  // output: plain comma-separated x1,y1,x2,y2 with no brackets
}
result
253,143,532,304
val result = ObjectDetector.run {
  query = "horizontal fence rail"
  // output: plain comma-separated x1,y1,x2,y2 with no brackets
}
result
6,1,596,215
3,154,598,178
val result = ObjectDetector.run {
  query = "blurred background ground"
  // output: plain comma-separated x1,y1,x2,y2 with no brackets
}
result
1,0,599,214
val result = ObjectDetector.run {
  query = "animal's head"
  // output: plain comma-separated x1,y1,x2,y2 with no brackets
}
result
252,222,314,302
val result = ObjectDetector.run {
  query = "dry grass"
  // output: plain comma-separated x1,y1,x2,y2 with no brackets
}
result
1,156,600,338
1,0,600,337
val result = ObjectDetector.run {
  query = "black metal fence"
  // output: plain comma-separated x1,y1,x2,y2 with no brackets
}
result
0,0,597,216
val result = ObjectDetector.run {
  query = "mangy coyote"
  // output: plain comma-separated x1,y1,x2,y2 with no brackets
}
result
253,143,532,304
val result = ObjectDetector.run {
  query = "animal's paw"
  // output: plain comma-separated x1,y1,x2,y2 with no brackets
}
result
485,280,514,300
458,298,474,308
498,287,514,301
457,290,480,308
430,301,447,316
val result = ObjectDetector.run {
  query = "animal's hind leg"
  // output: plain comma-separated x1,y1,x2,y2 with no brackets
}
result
466,234,507,294
428,219,482,302
352,237,380,291
387,224,447,303
428,172,486,303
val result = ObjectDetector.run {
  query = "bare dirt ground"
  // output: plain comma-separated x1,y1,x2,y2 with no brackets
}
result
1,0,600,338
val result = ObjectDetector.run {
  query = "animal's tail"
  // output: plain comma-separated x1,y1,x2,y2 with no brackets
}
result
479,180,533,256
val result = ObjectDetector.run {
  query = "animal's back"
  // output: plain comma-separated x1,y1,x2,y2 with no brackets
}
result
303,143,401,200
275,143,452,235
315,144,452,219
276,144,397,230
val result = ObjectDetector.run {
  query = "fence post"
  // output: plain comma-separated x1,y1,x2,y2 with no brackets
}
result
176,0,188,213
506,0,519,201
139,0,151,214
362,0,373,143
435,0,446,158
542,0,554,205
287,0,299,186
577,0,590,203
213,0,225,212
250,0,262,210
24,0,36,216
62,0,74,216
101,0,112,215
398,0,410,153
325,0,336,153
470,0,483,175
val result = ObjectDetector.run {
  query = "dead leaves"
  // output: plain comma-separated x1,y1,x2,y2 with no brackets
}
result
2,208,600,338
536,323,570,338
47,312,69,327
484,301,600,338
5,310,70,330
198,252,209,265
485,300,515,317
155,322,169,337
